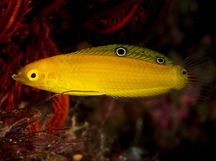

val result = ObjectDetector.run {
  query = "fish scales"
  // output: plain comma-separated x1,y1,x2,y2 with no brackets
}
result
12,44,209,99
52,54,176,97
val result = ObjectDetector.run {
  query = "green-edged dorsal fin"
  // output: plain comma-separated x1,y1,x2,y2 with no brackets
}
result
71,44,174,66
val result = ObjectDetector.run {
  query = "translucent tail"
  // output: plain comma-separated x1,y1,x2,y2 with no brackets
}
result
179,53,215,100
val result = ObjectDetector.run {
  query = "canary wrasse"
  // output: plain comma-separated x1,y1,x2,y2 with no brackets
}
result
12,44,211,99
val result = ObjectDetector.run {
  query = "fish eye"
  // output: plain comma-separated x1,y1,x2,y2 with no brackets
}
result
157,57,165,64
182,71,187,75
27,69,39,81
31,73,36,78
15,72,18,75
116,47,127,56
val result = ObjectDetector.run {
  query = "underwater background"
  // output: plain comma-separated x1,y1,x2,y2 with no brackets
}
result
0,0,216,160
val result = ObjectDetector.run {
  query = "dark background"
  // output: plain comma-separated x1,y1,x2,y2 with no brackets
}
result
1,0,216,160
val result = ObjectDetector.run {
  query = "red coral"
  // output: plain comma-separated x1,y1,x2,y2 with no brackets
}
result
40,0,65,17
83,0,171,44
0,0,32,45
0,0,70,144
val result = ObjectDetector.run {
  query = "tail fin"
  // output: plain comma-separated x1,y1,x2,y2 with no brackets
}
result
179,53,215,100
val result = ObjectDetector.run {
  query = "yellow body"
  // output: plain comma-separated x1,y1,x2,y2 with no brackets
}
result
12,44,188,98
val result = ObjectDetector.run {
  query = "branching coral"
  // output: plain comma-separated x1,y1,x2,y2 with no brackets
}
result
0,1,72,159
0,0,32,45
83,0,171,44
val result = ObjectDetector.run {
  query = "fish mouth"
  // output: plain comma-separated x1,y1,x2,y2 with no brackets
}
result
11,72,25,83
12,73,18,80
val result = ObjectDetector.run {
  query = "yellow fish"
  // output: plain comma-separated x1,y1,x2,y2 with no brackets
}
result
12,44,210,99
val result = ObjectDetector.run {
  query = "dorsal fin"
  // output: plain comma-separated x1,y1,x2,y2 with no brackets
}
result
71,44,174,66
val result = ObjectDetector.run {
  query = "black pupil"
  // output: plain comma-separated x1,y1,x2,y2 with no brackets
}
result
158,58,164,63
15,72,18,75
31,73,36,78
117,48,125,55
182,71,187,75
